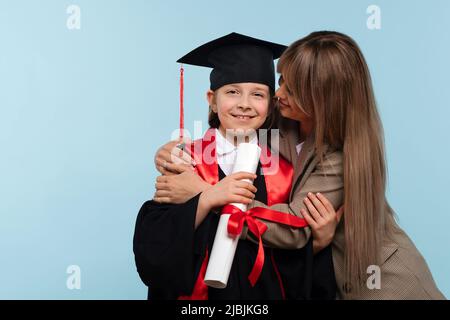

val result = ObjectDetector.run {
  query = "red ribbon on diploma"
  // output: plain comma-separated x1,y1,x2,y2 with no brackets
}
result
221,204,309,287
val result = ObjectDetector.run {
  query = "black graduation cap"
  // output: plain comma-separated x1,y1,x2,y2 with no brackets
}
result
177,32,287,91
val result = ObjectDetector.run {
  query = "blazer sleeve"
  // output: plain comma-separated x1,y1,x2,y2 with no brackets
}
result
246,150,344,249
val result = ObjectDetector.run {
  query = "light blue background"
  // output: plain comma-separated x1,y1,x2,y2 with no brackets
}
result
0,0,448,299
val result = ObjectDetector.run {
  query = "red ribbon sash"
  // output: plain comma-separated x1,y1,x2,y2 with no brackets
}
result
221,204,308,287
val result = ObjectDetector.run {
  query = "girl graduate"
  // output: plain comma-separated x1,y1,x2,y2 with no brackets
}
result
133,33,336,300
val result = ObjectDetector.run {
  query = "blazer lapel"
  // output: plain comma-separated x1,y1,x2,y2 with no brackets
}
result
292,134,316,186
290,134,333,202
278,117,300,163
278,118,331,201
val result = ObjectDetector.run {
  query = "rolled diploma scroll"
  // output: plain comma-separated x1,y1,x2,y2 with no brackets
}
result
204,142,261,288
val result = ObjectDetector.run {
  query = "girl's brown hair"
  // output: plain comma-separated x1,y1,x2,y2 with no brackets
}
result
278,31,397,294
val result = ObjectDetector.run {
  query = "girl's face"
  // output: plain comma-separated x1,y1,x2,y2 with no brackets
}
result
207,82,270,137
276,75,310,122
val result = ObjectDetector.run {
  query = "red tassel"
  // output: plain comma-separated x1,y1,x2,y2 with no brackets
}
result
179,65,184,140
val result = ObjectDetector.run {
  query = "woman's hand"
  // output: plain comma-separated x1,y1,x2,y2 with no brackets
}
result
153,171,211,204
201,172,258,210
301,192,344,254
154,139,196,176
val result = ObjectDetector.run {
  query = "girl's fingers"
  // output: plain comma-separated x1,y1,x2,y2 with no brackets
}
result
234,187,256,200
165,162,195,173
231,196,253,204
231,171,257,181
303,198,324,222
155,190,170,197
155,182,168,191
153,196,171,203
156,175,168,183
307,192,328,217
316,192,335,213
301,209,318,229
236,181,257,193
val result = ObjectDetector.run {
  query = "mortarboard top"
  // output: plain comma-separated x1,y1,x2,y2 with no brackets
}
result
177,32,287,91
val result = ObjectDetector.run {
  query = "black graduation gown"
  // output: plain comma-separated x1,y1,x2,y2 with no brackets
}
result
133,165,336,300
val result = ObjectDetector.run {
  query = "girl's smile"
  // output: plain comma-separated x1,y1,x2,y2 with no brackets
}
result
231,113,257,120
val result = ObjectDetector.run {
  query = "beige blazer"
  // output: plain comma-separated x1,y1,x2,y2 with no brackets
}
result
248,118,445,300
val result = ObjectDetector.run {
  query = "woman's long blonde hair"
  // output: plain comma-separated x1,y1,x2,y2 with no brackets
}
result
278,31,397,294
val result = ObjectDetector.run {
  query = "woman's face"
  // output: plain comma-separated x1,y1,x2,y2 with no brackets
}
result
276,75,310,122
207,83,270,136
